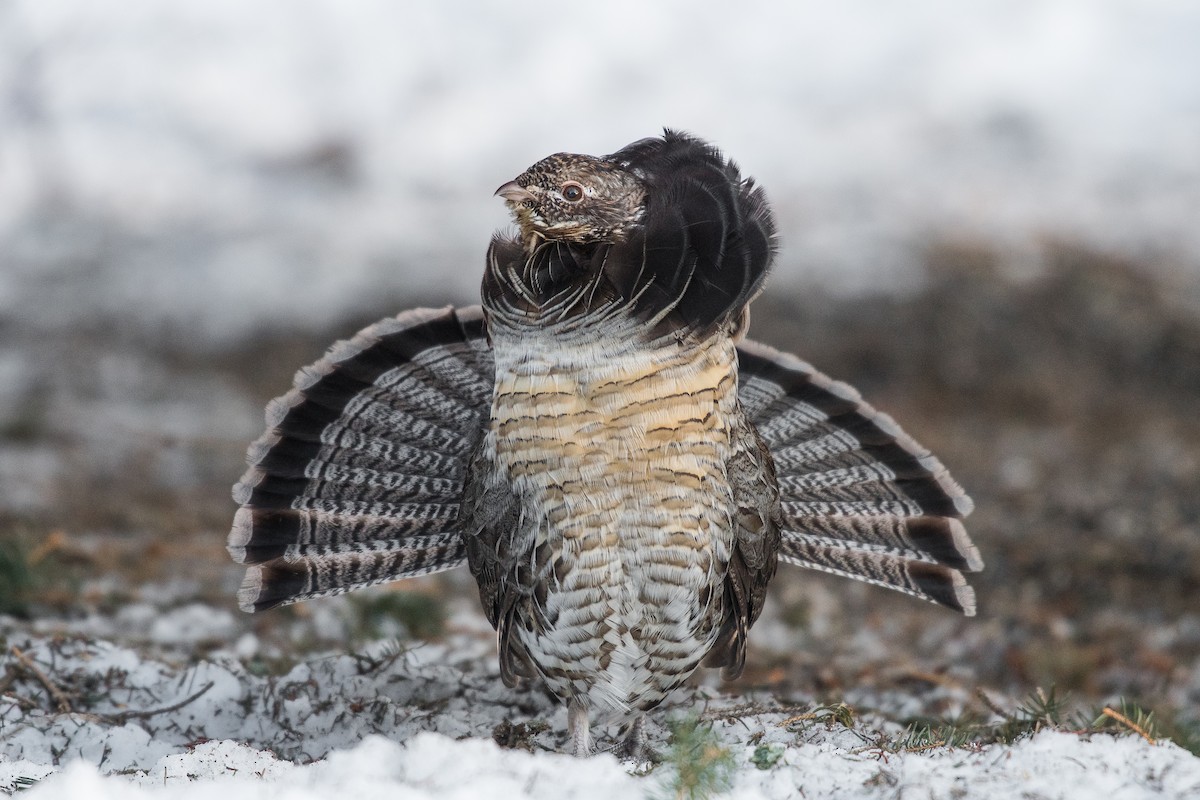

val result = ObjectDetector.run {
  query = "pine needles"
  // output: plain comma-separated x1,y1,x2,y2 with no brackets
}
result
0,528,71,618
879,687,1072,754
657,716,737,800
1089,700,1200,756
876,687,1200,756
0,535,36,617
346,591,447,642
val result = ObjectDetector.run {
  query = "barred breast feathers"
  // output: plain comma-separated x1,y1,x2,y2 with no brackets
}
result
474,321,745,713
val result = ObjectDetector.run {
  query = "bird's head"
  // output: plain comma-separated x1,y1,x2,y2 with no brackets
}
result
495,153,647,249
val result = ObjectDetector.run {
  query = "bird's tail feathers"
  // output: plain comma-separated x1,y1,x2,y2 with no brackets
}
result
736,339,982,615
228,306,495,612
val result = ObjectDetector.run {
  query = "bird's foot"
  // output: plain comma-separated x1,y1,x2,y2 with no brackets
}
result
568,698,592,757
617,715,659,763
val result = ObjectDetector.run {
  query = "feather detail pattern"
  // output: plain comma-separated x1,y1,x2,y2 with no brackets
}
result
228,306,494,612
736,339,981,614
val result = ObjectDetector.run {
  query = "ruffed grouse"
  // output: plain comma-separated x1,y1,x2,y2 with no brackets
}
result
228,130,982,757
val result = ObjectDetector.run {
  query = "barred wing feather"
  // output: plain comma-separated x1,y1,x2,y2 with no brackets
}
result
736,339,983,615
228,306,981,617
228,306,495,612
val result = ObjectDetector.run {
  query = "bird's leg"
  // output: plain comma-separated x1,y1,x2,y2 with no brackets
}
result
568,698,591,757
618,714,649,762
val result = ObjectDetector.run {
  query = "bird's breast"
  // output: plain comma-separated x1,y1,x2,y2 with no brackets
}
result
486,328,743,709
490,333,739,537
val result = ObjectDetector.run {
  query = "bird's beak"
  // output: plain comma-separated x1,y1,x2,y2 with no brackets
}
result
494,180,535,204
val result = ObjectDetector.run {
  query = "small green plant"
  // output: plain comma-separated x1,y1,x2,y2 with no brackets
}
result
878,688,1200,756
1084,699,1200,756
888,720,979,753
816,702,856,730
657,715,737,800
0,385,49,444
749,741,786,770
347,591,446,641
0,528,69,618
874,687,1071,755
0,536,36,617
242,653,300,678
989,685,1071,744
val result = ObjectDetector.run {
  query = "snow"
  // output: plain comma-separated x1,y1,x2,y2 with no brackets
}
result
3,628,1199,799
2,1,1199,343
8,702,1200,800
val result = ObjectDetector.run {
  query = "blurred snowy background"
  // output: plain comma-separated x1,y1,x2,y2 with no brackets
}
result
4,0,1199,340
2,1,1200,782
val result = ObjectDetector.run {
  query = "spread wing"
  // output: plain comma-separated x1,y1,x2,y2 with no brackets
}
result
736,339,983,614
227,306,494,612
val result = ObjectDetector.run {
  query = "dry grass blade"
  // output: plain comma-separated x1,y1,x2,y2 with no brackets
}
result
9,646,72,713
698,703,813,722
1101,706,1157,745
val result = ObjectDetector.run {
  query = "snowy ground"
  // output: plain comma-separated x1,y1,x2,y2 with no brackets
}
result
4,608,1200,800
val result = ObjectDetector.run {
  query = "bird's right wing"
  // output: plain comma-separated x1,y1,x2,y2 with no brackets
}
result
736,339,983,615
227,305,495,612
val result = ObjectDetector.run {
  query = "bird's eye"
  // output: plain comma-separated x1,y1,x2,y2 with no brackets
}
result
561,182,585,202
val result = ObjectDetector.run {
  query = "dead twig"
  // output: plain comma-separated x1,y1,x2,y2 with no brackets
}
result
2,692,42,712
699,703,813,722
780,713,820,726
26,530,68,566
1101,706,1157,745
99,681,216,725
0,664,19,695
9,646,72,713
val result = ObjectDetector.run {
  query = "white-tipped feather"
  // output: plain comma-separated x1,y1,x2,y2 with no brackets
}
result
226,507,255,560
779,552,977,617
327,338,368,364
294,362,334,390
245,432,281,466
236,567,264,613
235,466,266,491
948,518,985,572
230,479,254,506
264,390,304,428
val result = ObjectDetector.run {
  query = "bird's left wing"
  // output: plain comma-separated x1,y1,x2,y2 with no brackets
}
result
227,305,495,612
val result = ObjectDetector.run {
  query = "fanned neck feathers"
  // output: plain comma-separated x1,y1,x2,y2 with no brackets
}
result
227,130,981,758
486,130,777,343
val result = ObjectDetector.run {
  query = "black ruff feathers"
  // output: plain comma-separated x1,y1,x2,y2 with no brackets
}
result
484,130,777,342
605,130,777,340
